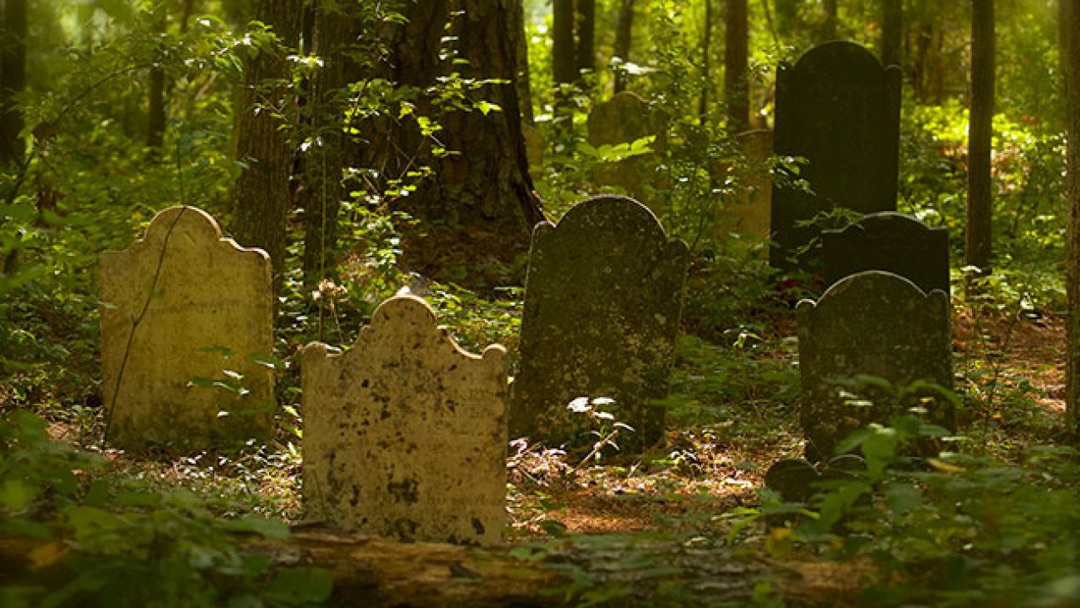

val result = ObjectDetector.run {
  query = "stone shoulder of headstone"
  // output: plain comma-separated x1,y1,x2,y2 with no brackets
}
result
822,211,950,294
301,294,507,546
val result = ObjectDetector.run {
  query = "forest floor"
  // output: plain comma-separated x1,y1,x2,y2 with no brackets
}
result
21,305,1071,607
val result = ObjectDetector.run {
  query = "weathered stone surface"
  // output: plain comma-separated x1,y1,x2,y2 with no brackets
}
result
302,295,507,546
587,92,669,213
770,41,902,270
822,211,950,294
509,195,690,451
797,271,953,462
99,206,274,452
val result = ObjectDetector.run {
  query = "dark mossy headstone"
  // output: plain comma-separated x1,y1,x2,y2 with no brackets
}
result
770,41,902,270
822,212,950,294
509,195,689,452
763,455,867,528
797,270,953,462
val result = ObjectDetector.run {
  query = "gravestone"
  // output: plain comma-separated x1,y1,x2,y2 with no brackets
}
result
822,212,950,294
587,92,669,214
770,41,902,270
797,270,953,462
723,129,774,245
100,206,274,452
302,295,507,546
509,195,690,451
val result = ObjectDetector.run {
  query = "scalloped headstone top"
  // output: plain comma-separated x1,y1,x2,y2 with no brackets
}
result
99,206,274,453
301,295,508,546
822,211,950,294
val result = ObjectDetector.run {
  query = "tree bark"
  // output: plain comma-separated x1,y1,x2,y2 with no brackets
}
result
146,4,167,152
356,1,544,289
699,0,714,120
553,0,576,86
965,0,994,272
880,0,902,68
575,0,595,82
0,0,27,167
724,0,749,132
300,0,355,288
511,0,534,124
231,0,303,286
612,0,635,93
1062,0,1080,426
820,0,838,41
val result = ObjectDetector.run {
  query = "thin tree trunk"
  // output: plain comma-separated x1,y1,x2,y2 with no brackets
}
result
881,0,902,67
553,0,576,86
1062,0,1080,426
613,0,635,93
512,0,534,124
965,0,994,271
724,0,749,132
699,0,714,120
232,0,303,286
821,0,837,41
0,0,27,167
576,0,595,82
146,4,167,152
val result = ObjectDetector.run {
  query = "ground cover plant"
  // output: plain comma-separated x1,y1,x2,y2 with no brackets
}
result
2,1,1080,606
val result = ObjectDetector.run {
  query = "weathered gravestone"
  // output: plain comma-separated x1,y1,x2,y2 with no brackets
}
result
587,92,669,214
100,206,274,452
509,195,690,452
797,270,954,462
302,295,507,546
822,212,950,294
770,41,902,270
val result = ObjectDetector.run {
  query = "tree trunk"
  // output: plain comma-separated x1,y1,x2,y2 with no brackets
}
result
0,0,27,167
821,0,838,41
699,0,714,120
724,0,749,132
300,0,356,289
575,0,595,82
965,0,994,272
880,0,902,67
1062,0,1080,426
357,1,544,289
146,4,167,152
231,0,303,286
553,0,576,86
613,0,635,93
511,0,534,124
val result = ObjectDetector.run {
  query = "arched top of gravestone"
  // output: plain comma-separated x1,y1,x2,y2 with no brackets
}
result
796,269,949,322
828,211,937,239
117,205,270,263
304,294,506,368
788,40,895,81
534,195,688,259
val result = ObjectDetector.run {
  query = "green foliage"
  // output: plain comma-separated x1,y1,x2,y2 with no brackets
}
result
0,410,331,608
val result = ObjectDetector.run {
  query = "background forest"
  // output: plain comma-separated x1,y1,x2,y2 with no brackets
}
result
1,0,1080,607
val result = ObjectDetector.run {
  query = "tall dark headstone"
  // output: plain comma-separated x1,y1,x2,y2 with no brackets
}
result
509,195,689,452
822,212,950,294
797,271,953,462
770,41,902,270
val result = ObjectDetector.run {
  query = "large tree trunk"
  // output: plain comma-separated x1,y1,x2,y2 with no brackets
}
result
231,0,303,286
1063,0,1080,426
612,0,636,93
965,0,994,272
724,0,749,132
300,1,355,289
357,1,544,289
880,0,902,68
0,0,26,167
512,0,534,124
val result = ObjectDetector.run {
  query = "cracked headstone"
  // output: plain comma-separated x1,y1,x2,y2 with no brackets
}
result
797,270,953,462
510,195,690,452
100,206,274,453
302,295,508,546
770,41,902,270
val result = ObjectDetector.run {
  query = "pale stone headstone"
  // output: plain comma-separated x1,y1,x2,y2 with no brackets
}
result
302,295,507,546
509,195,690,452
822,212,950,294
770,41,902,270
797,271,953,462
100,206,274,452
587,92,669,214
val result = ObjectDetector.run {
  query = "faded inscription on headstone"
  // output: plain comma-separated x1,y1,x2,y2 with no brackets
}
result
100,206,274,452
822,212,950,294
509,195,690,452
770,41,902,269
302,295,507,546
797,271,953,462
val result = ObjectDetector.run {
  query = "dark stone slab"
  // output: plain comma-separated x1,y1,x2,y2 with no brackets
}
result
797,270,953,462
509,195,690,452
822,212,950,294
770,41,902,270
